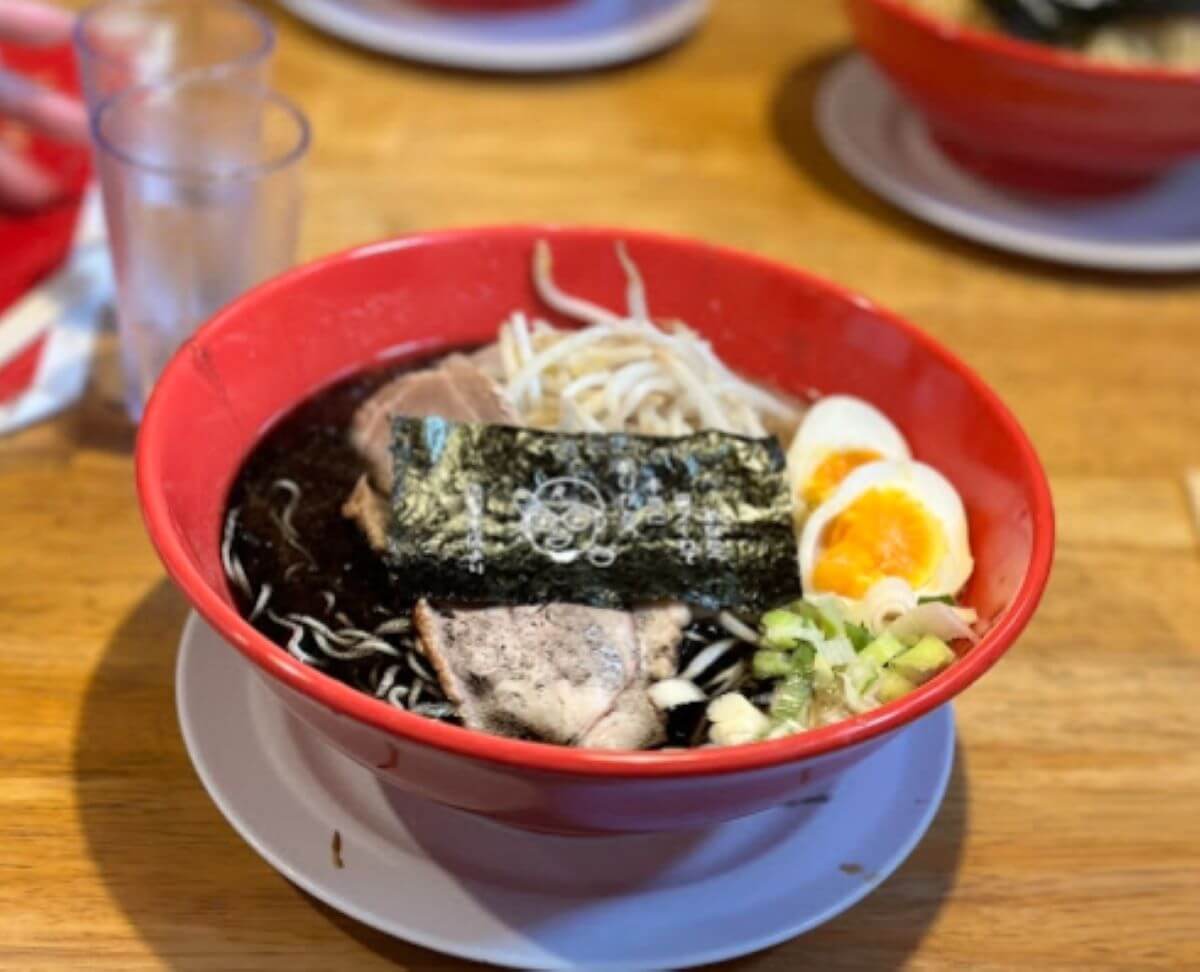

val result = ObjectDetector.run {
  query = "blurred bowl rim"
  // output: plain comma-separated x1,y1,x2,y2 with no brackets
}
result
862,0,1200,86
136,224,1056,780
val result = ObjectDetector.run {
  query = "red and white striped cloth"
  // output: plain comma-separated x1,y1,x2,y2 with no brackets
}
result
0,186,108,434
0,38,107,435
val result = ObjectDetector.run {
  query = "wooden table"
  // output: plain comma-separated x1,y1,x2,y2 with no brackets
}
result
3,1,1198,967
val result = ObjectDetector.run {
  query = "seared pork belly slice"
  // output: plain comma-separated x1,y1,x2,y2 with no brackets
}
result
575,681,664,750
414,600,690,749
635,603,691,681
467,342,505,379
343,353,519,545
440,354,518,429
578,604,691,749
349,353,519,492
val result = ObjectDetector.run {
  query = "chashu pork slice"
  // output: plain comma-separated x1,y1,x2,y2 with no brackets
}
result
342,353,520,549
577,603,691,749
414,600,690,749
350,352,520,492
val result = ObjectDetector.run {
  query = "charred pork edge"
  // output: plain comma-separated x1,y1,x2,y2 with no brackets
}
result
413,599,471,715
341,475,390,553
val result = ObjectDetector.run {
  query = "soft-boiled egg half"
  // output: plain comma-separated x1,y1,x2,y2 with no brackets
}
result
798,459,973,602
787,396,911,517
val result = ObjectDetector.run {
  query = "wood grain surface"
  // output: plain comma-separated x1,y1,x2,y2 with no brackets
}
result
2,1,1198,968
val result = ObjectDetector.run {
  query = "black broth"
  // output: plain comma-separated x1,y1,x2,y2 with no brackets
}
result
225,356,456,713
229,363,397,621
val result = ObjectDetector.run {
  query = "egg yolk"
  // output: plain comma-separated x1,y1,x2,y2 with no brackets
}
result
802,449,882,508
811,487,945,599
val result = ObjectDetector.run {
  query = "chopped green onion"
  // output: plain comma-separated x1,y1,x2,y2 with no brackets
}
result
845,621,871,653
765,719,804,740
890,635,956,686
752,648,793,680
785,599,840,639
816,635,856,667
769,673,813,726
812,653,836,692
875,669,916,703
846,654,881,695
860,632,907,668
791,642,816,677
760,609,822,650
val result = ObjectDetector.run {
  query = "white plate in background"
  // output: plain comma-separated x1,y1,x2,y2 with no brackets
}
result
817,55,1200,273
278,0,709,73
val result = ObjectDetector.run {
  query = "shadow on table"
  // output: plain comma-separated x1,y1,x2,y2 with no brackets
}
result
64,320,138,456
769,47,1200,289
74,581,967,970
71,580,445,969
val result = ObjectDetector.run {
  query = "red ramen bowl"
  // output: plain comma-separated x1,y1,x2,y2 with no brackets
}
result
137,227,1053,835
846,0,1200,195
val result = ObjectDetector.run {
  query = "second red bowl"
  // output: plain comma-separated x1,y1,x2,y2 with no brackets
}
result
846,0,1200,196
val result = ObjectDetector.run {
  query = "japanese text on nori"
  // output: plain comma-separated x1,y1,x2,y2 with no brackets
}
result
386,417,799,611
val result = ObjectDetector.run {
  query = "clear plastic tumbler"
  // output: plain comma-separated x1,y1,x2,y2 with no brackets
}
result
74,0,275,110
92,76,308,417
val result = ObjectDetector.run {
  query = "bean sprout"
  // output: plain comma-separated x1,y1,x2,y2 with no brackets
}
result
615,240,651,326
532,239,626,329
486,242,804,439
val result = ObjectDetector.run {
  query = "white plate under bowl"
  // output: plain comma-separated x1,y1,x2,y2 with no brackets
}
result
277,0,709,73
817,55,1200,273
177,613,955,970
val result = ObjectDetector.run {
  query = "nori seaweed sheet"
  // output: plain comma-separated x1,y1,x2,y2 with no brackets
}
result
386,418,799,612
